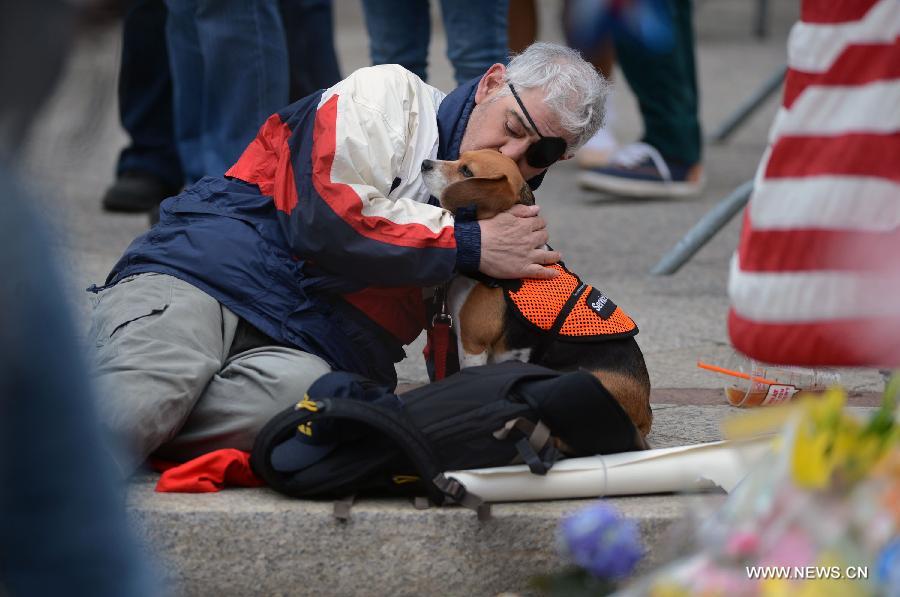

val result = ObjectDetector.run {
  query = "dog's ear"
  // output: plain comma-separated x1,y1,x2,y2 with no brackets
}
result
441,174,517,217
518,182,535,206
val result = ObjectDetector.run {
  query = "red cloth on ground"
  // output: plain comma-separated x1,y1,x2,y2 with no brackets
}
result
151,449,264,493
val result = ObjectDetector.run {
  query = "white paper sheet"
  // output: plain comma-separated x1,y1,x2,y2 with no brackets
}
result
446,440,771,502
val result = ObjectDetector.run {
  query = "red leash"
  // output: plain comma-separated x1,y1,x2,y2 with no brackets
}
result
430,284,453,381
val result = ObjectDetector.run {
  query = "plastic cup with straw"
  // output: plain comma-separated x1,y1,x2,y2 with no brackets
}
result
697,355,840,407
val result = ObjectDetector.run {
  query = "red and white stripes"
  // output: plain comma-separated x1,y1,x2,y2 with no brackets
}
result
728,0,900,367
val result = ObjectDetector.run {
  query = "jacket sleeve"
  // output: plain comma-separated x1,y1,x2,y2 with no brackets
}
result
232,66,475,287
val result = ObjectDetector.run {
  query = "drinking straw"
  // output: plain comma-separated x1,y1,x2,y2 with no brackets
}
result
696,361,780,386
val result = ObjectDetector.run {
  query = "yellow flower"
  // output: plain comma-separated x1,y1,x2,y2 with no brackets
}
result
805,387,846,427
792,425,833,489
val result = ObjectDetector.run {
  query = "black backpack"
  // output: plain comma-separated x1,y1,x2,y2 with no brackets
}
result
250,361,643,518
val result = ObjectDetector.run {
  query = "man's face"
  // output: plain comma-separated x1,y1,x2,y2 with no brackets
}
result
459,64,572,182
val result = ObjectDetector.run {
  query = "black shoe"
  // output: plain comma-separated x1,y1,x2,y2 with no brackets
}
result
102,171,179,213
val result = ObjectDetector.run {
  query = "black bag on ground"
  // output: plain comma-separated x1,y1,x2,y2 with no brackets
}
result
250,361,643,509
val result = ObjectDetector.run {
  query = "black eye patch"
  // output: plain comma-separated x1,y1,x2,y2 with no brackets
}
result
508,82,568,169
525,137,567,169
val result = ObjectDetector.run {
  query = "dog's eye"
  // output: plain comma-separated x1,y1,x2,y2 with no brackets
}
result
460,165,474,178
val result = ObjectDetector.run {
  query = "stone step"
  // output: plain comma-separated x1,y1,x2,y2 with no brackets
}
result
126,401,880,595
126,402,728,596
128,476,723,596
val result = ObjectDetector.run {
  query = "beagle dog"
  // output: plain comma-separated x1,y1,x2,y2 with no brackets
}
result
421,150,653,439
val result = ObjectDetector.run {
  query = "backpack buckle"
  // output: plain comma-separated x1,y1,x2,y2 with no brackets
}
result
432,474,466,502
432,474,491,519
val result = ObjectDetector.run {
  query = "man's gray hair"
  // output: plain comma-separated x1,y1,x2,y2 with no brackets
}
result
500,42,609,155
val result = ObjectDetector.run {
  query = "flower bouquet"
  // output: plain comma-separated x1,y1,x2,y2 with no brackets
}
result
616,381,900,596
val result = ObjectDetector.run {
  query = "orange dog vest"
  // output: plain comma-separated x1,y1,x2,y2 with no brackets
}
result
503,263,638,341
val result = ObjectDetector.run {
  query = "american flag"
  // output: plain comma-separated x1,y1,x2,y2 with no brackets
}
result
728,0,900,367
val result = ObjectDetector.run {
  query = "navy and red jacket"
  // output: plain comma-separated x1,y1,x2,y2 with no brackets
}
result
95,66,542,387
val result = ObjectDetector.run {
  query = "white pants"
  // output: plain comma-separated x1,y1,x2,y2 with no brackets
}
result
88,273,331,474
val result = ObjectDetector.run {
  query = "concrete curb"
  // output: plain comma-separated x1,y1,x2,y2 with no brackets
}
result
128,477,723,596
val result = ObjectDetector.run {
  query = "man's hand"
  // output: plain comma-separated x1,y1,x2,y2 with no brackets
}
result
478,204,561,279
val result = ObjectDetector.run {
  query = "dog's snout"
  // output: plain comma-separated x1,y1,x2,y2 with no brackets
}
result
421,160,434,172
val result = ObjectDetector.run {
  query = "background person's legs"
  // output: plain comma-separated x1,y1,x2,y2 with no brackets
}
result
165,0,289,183
579,0,704,198
360,0,431,81
103,0,182,213
164,0,205,183
440,0,510,85
156,346,332,461
617,0,700,167
194,0,289,178
506,0,536,55
279,0,342,100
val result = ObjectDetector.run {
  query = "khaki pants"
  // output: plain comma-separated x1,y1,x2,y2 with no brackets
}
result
88,273,331,475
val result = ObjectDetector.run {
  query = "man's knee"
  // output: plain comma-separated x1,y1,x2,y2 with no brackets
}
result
169,347,333,456
227,347,333,414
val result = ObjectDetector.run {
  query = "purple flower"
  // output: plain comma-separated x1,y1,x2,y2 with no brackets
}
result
558,502,644,579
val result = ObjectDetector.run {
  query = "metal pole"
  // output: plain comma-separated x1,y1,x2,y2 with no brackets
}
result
650,180,754,276
709,66,786,143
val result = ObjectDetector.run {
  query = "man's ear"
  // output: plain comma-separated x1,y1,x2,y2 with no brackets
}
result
474,63,507,104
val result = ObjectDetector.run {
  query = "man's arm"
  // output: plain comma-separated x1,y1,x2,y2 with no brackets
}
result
230,66,557,285
284,67,461,286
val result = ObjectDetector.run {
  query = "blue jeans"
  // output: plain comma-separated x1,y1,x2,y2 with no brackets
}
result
361,0,510,86
116,0,183,188
165,0,289,183
615,0,701,164
280,0,342,100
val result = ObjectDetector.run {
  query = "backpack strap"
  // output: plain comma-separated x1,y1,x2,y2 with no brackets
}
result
492,417,560,475
253,396,486,511
432,475,491,520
